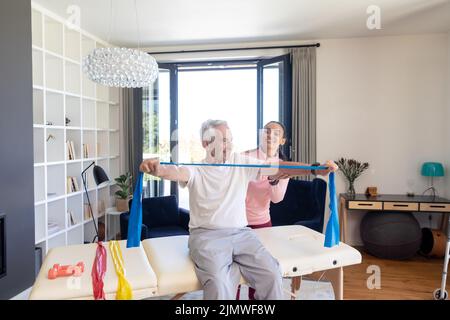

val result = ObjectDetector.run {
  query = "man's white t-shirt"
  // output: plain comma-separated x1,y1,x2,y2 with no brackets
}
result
179,153,263,230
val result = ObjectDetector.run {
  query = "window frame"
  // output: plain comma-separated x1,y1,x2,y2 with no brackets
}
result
140,56,292,199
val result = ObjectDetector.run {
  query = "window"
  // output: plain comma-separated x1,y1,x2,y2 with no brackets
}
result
141,55,291,208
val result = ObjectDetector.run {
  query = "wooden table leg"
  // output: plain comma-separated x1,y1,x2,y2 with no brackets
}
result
339,197,347,243
171,293,186,300
290,276,302,300
327,267,343,300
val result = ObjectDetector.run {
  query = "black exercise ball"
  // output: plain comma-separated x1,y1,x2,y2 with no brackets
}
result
360,211,422,260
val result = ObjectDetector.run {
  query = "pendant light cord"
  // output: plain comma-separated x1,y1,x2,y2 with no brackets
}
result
134,0,141,49
107,0,113,44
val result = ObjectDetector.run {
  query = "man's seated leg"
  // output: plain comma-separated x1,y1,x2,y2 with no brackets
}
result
233,228,284,300
188,228,241,300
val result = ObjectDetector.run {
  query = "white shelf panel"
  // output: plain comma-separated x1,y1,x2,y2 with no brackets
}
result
97,131,109,158
44,16,63,55
96,84,109,102
45,54,64,91
34,204,46,243
65,96,81,127
34,166,46,203
109,105,120,130
109,157,120,180
32,9,43,48
82,131,96,159
67,193,83,228
81,35,96,58
96,102,109,129
32,49,43,87
65,26,81,62
45,91,64,126
82,73,96,99
82,99,96,129
46,128,65,162
65,60,81,95
110,131,120,158
47,164,65,198
34,127,45,163
33,88,44,125
47,199,66,236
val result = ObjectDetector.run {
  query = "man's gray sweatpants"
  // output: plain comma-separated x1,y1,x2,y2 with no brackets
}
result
188,227,284,300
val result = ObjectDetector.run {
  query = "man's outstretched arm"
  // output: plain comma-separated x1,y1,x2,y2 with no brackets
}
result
140,158,190,182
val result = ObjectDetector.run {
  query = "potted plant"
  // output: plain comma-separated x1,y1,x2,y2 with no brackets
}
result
114,172,132,212
335,158,369,196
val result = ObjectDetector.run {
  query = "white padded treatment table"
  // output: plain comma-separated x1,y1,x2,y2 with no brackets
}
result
30,225,362,300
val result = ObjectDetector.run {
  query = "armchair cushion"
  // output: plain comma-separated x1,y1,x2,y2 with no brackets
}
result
121,195,190,240
139,195,180,228
270,178,327,233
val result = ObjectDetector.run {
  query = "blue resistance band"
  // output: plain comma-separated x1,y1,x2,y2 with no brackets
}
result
127,163,340,248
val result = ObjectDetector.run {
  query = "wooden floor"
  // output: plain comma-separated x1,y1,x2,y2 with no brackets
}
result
342,247,448,300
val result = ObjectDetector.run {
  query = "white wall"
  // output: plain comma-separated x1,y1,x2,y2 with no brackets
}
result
446,31,450,199
316,34,449,245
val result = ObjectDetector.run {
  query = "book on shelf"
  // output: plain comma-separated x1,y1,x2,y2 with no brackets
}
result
67,209,76,226
66,140,76,160
96,143,100,157
67,176,80,193
70,141,76,159
83,144,90,158
84,203,94,220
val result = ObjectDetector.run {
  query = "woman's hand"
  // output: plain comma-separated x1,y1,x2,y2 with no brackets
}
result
325,160,339,172
317,160,339,176
139,158,162,177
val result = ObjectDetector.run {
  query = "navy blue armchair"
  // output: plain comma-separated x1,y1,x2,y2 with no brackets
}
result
120,195,190,240
269,178,327,233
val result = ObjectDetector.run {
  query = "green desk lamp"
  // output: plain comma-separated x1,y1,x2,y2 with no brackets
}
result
421,162,445,198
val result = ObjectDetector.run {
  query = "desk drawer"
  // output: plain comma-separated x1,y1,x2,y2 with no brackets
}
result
384,202,418,211
420,203,450,212
348,201,382,210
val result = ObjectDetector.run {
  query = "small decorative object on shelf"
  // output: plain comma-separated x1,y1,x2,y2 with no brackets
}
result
115,172,132,212
365,187,378,197
46,134,55,142
335,158,369,197
46,121,53,126
65,117,71,126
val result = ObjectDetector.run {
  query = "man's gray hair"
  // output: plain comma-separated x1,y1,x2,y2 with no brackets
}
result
200,119,228,140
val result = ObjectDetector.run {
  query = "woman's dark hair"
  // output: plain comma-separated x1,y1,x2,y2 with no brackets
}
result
263,121,288,161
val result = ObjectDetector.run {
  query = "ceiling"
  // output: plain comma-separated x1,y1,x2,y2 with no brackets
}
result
33,0,450,48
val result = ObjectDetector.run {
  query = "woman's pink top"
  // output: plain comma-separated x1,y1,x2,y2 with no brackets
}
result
244,149,289,226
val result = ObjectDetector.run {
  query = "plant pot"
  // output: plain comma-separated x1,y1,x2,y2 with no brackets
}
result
116,198,129,212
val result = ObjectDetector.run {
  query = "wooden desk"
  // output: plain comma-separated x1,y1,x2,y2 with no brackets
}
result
339,194,450,243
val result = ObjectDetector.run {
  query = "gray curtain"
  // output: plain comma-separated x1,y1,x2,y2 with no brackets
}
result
290,47,317,180
122,88,142,185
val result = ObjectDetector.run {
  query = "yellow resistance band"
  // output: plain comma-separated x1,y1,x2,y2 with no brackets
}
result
109,241,133,300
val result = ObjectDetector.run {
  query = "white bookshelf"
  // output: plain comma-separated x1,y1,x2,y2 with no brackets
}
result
31,3,122,255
